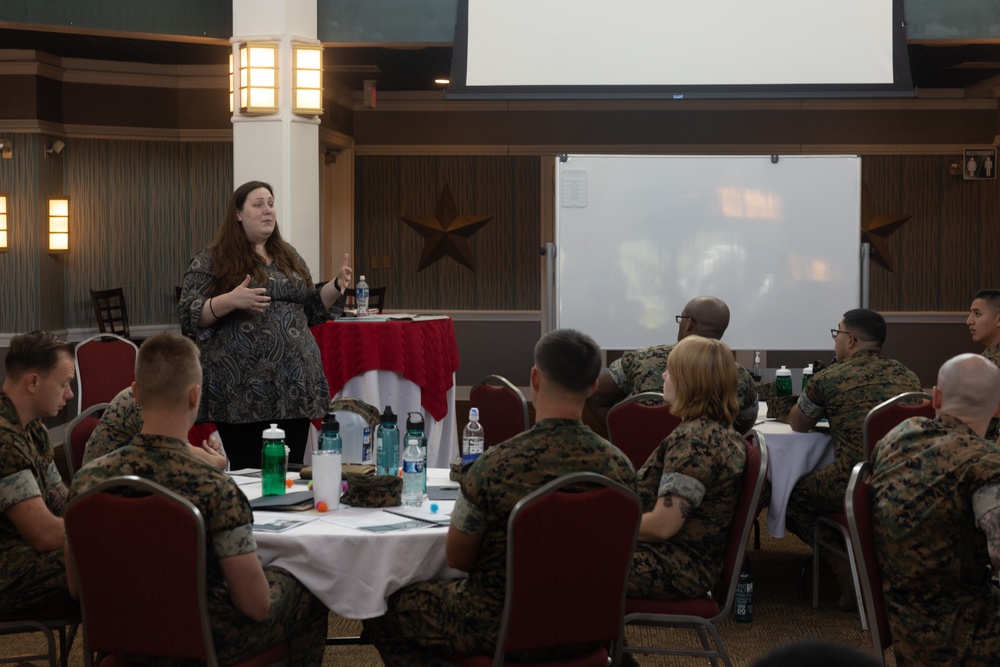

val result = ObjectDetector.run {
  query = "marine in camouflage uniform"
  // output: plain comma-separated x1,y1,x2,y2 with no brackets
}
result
981,341,1000,442
82,386,143,466
786,350,921,545
363,418,636,666
0,389,74,610
872,414,1000,667
609,344,759,432
629,416,746,599
69,433,328,666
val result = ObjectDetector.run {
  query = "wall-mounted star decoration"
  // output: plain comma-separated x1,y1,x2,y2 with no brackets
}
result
861,184,912,272
401,184,492,272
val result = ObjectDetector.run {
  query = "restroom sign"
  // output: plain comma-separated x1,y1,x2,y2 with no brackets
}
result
963,148,997,180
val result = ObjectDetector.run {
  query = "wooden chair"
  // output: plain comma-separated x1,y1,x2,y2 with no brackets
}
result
73,334,138,415
616,431,768,667
469,375,529,451
342,286,386,312
606,392,682,470
434,471,642,667
89,288,130,339
845,461,893,665
812,391,932,629
63,402,110,477
64,476,289,666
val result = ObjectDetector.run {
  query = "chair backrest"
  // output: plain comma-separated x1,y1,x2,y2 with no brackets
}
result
845,461,891,663
74,333,138,414
64,476,218,664
606,392,682,469
342,286,386,312
863,391,933,460
495,472,642,665
469,375,530,451
63,402,110,477
713,430,769,619
89,288,130,339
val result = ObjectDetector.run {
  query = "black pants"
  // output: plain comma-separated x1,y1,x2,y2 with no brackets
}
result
215,418,312,470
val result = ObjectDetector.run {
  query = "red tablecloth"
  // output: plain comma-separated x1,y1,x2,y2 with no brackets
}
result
310,318,461,421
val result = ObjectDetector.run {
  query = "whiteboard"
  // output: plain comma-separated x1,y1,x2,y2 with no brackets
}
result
555,155,862,350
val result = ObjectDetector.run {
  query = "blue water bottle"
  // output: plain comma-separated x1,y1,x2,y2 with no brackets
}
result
376,406,399,476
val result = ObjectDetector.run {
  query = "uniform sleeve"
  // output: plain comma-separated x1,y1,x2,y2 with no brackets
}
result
608,356,629,394
83,388,144,466
796,368,828,420
0,469,41,513
736,366,759,426
656,431,719,508
970,454,1000,523
451,489,487,535
209,477,258,557
454,454,491,535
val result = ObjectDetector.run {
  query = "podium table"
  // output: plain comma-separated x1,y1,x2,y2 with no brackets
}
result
310,317,460,466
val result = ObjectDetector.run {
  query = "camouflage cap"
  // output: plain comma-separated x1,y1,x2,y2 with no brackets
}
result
341,473,402,507
328,397,382,428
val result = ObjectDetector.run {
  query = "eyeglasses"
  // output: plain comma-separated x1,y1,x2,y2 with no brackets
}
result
676,315,697,325
830,329,854,340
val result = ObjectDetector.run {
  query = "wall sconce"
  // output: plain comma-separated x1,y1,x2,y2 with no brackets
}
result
238,42,279,114
45,139,65,158
292,44,324,115
0,139,11,159
0,194,8,251
48,197,69,253
229,52,235,113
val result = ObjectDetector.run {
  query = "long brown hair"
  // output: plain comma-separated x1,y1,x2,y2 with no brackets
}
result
667,336,739,425
207,180,313,296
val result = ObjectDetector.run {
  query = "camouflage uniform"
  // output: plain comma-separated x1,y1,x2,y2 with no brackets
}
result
82,386,143,467
609,344,759,429
69,434,328,666
629,417,746,599
363,418,636,666
786,350,921,545
0,390,74,610
980,342,1000,442
872,414,1000,667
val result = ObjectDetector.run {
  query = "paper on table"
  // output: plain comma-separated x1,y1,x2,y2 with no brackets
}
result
324,512,429,533
252,513,320,533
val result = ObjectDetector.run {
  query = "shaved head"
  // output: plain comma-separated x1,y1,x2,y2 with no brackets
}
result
683,296,731,340
937,353,1000,423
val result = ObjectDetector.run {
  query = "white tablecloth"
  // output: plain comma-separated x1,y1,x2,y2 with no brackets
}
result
754,419,834,538
248,469,463,619
306,370,457,469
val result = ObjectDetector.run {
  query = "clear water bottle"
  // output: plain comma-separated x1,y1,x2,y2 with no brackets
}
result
319,411,342,453
406,412,427,492
801,363,814,392
401,439,424,507
775,365,793,398
356,275,370,317
376,405,399,476
734,559,753,622
261,423,286,496
462,408,484,467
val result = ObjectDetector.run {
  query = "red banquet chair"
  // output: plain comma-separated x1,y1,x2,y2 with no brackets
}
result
63,402,110,477
64,476,288,667
606,392,682,470
434,471,642,667
615,430,769,667
469,375,530,451
73,333,138,415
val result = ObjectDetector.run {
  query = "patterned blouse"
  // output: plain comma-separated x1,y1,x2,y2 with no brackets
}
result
178,247,331,424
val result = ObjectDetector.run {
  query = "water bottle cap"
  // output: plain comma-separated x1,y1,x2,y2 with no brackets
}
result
469,407,479,420
381,405,397,423
406,412,425,430
322,412,340,431
263,423,285,439
359,275,366,281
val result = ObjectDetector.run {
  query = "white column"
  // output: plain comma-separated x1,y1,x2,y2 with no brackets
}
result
232,0,322,277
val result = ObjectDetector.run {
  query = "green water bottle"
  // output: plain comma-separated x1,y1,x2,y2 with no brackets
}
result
261,423,287,496
775,366,793,398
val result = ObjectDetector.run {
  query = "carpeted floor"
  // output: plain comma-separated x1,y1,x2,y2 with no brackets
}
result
0,509,894,666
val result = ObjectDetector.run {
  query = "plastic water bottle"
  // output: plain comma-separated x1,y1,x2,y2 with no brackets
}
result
462,408,484,467
734,559,753,622
376,405,399,476
401,439,424,507
261,424,286,496
406,412,427,492
775,365,793,398
356,275,370,317
319,411,342,453
801,363,814,392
